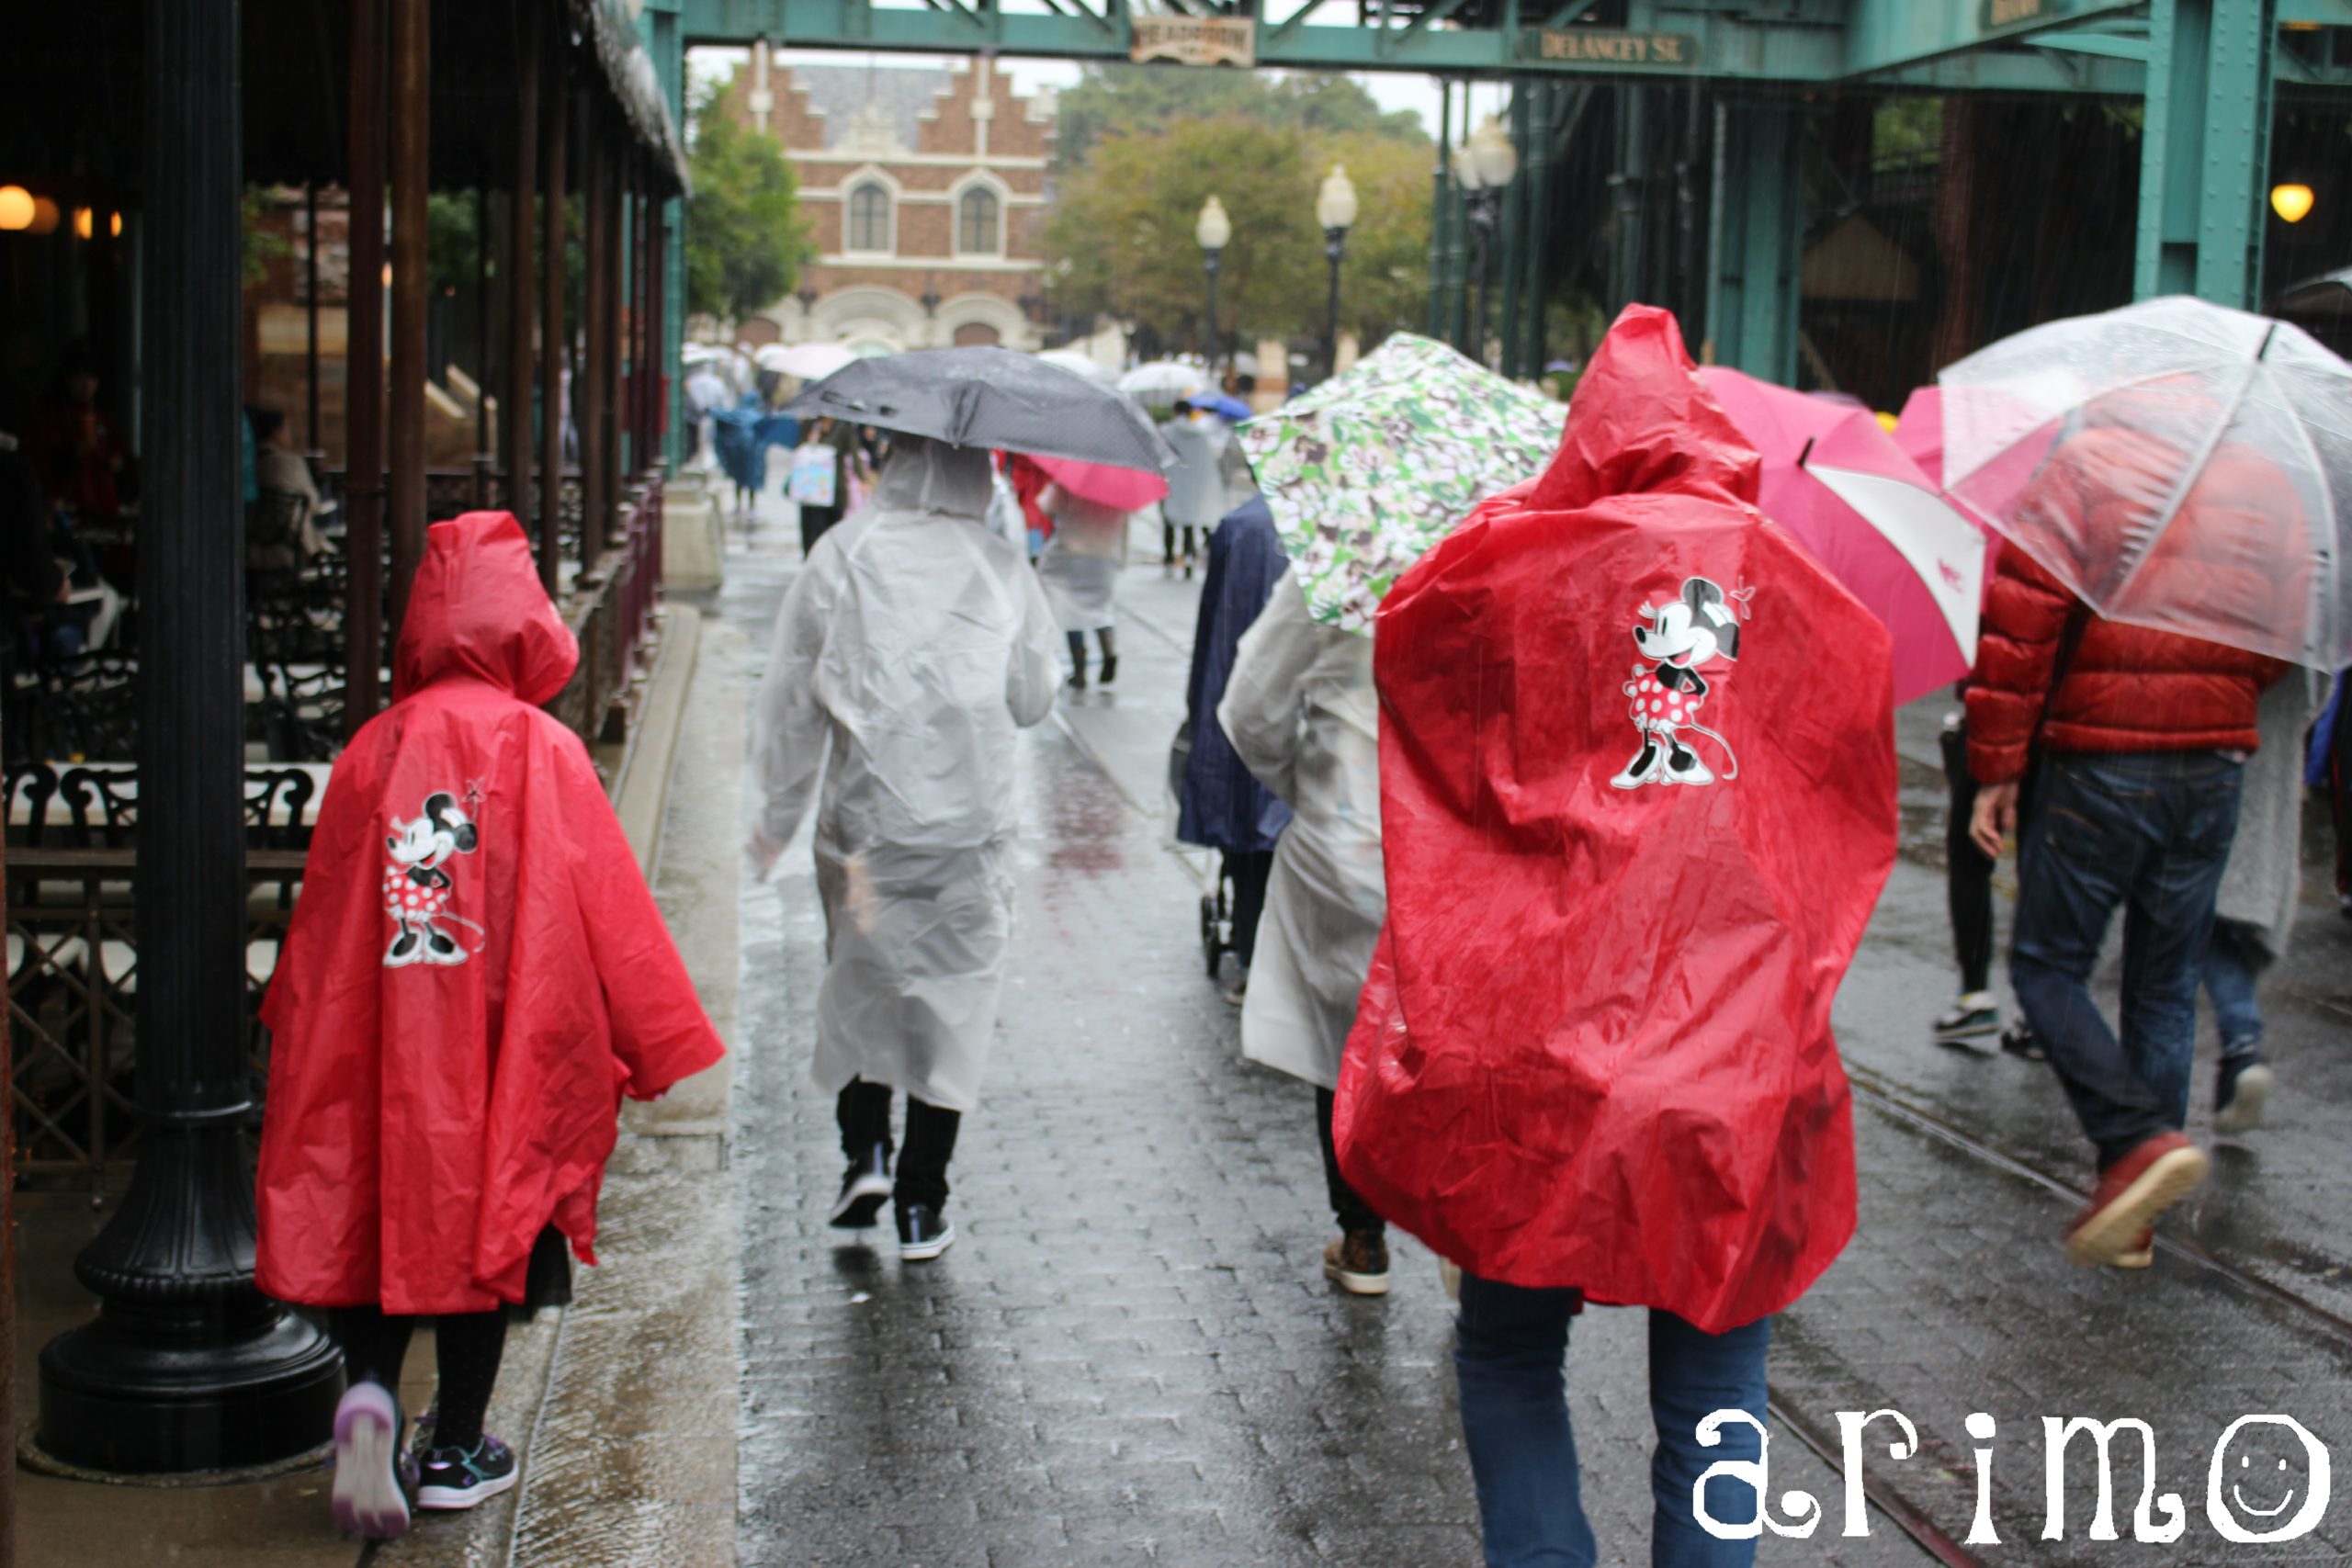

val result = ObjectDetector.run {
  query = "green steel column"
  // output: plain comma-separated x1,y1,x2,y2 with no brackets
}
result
1609,86,1648,314
1517,81,1555,379
654,8,689,466
1429,80,1453,338
1498,83,1532,377
2134,0,2277,307
1704,102,1802,384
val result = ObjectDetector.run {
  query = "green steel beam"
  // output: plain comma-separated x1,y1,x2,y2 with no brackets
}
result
1705,101,1803,385
2134,0,2277,307
1843,0,2145,76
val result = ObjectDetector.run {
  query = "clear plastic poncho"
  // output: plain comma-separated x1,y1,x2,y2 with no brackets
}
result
1217,568,1385,1089
754,437,1063,1111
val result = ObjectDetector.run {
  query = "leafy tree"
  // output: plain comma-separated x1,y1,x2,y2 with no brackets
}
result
1043,116,1431,355
684,81,813,324
1055,66,1425,168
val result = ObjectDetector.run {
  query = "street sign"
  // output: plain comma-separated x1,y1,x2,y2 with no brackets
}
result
1516,28,1702,70
1131,17,1257,68
1984,0,2050,27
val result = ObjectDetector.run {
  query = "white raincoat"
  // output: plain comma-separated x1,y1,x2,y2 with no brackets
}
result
753,437,1063,1111
1217,570,1385,1090
1035,485,1131,633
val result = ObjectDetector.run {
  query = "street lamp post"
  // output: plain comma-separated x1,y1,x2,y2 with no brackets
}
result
1452,115,1520,368
1196,195,1231,375
1316,164,1358,384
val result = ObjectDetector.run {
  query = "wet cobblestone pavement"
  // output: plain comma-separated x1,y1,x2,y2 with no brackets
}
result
719,508,2352,1566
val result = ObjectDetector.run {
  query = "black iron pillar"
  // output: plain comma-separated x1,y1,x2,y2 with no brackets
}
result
37,0,343,1474
1203,248,1223,374
1322,226,1348,383
1467,188,1501,369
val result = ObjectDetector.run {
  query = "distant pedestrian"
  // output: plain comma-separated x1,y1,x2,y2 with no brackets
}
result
1967,423,2292,1268
1935,697,2041,1059
1177,493,1292,1005
257,513,723,1541
1217,565,1388,1294
2199,673,2322,1134
752,436,1061,1262
1035,482,1127,688
1159,399,1225,577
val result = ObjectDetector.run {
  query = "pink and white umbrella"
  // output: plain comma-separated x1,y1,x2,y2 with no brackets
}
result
1703,368,1989,705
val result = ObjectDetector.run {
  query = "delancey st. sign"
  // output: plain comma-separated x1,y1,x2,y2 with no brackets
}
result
1517,28,1703,70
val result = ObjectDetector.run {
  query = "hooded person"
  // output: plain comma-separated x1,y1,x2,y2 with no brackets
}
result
1159,399,1225,576
1035,480,1129,688
1335,307,1897,1565
1178,491,1293,999
1216,547,1390,1295
257,512,725,1541
751,434,1062,1263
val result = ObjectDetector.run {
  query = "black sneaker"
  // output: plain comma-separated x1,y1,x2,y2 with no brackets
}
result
1999,1021,2045,1062
415,1435,518,1511
2215,1050,2274,1135
829,1143,892,1229
1097,655,1118,686
897,1202,956,1262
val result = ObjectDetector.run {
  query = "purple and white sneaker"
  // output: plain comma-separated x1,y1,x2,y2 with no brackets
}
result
331,1381,412,1540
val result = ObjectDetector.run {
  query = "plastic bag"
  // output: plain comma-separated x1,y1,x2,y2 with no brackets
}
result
786,442,839,508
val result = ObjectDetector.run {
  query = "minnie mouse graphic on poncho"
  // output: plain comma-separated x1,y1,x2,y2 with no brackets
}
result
1611,575,1749,789
381,791,481,966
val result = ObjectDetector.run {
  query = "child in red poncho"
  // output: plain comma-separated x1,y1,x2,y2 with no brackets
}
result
257,513,724,1540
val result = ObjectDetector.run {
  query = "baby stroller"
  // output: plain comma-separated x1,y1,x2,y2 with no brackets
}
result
1170,717,1237,977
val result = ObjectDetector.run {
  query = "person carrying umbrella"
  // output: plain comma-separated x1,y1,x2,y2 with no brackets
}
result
1224,333,1566,1296
1035,479,1133,689
750,434,1061,1261
1960,349,2308,1268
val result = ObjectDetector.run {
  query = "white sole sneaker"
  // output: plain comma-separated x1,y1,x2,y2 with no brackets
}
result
2065,1145,2209,1268
331,1383,411,1541
2215,1065,2274,1135
900,1222,956,1262
416,1465,520,1511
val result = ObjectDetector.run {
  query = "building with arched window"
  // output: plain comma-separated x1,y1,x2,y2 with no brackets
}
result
725,52,1050,355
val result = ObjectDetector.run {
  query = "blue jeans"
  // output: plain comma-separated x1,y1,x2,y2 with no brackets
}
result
1455,1276,1770,1568
2200,917,2265,1057
2010,751,2244,1168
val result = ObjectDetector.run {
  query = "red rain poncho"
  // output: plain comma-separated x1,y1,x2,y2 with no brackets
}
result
257,513,724,1315
1334,308,1897,1334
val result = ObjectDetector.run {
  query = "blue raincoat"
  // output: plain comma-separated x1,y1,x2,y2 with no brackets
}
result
1178,497,1294,852
712,394,800,495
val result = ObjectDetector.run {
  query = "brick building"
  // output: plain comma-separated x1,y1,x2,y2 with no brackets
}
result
728,52,1053,355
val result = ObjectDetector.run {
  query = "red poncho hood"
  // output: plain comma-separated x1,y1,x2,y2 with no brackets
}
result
258,512,723,1314
1334,308,1897,1333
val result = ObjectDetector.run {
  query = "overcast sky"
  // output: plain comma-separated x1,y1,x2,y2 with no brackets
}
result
686,47,1522,143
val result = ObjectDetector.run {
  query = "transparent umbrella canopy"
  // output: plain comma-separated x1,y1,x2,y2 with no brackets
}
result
1939,295,2352,671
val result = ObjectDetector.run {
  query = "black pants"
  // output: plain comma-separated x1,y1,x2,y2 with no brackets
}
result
1316,1088,1385,1237
1162,520,1196,567
799,504,842,558
838,1078,963,1213
333,1306,506,1450
2331,693,2352,901
1225,849,1275,969
1941,723,1996,994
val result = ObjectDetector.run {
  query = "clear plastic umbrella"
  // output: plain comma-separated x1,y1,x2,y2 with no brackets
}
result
1940,295,2352,670
1118,361,1209,403
1035,349,1118,387
757,342,860,380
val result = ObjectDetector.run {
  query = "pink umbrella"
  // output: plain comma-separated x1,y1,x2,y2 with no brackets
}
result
1030,453,1168,510
1894,382,2049,528
1702,368,1989,705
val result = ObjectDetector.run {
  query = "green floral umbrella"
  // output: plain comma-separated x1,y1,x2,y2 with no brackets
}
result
1240,333,1566,633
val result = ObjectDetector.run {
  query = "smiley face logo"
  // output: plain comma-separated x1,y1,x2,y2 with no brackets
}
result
2233,1452,2298,1519
2207,1416,2330,1544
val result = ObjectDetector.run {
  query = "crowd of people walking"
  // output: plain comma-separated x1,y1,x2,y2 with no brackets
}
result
253,305,2346,1565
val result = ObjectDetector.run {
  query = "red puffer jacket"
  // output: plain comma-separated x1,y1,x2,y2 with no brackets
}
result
1966,549,2289,786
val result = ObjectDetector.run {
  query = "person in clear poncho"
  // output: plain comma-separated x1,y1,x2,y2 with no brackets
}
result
1216,567,1391,1295
752,434,1063,1262
1035,482,1129,688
